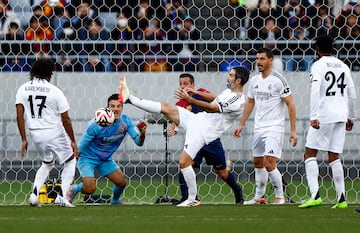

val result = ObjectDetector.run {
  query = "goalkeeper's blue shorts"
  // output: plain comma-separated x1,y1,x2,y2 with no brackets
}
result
77,156,120,178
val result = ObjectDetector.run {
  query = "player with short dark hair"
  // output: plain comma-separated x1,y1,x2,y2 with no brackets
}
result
119,66,250,207
299,34,357,209
233,47,298,205
16,58,78,207
67,94,147,205
170,72,244,204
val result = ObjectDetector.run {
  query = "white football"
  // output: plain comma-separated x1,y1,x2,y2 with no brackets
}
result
94,107,115,127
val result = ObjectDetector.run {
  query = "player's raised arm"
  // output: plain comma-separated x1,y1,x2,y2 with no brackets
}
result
175,88,219,113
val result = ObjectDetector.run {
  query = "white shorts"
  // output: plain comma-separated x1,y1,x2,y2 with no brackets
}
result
305,122,346,153
29,126,73,164
177,107,214,159
252,130,284,159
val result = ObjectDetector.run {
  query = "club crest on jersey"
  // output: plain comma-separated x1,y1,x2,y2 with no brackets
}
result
268,84,272,89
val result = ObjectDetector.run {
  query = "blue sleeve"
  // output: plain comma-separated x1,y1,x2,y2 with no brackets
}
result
78,120,97,153
123,115,143,146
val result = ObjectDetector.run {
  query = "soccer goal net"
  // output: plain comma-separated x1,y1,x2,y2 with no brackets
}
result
0,0,359,205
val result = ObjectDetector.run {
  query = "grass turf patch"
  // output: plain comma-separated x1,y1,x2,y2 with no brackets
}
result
1,204,360,233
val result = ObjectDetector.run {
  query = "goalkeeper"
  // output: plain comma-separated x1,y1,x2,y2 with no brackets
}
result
67,94,147,204
168,73,244,204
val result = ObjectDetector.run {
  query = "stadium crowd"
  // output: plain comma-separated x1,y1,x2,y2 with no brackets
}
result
0,0,359,72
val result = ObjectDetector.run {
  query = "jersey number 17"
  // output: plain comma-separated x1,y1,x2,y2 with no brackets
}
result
28,95,47,119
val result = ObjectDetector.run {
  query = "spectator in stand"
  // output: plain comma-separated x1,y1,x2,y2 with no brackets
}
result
162,1,182,38
0,0,20,39
231,0,249,39
40,0,67,17
334,0,359,28
131,0,155,70
111,12,134,72
258,17,284,72
333,3,360,39
336,12,360,71
69,0,98,32
153,0,188,21
142,17,168,72
306,0,334,39
1,22,31,71
32,5,43,18
280,0,311,36
172,0,189,19
131,0,155,36
314,4,334,37
247,0,281,40
280,0,313,71
25,15,54,59
51,5,74,40
50,6,77,72
171,17,200,71
283,26,314,71
77,18,113,72
258,17,281,49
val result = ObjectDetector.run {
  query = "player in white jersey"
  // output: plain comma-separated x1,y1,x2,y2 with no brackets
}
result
15,58,78,207
299,34,357,209
118,66,250,207
233,47,298,205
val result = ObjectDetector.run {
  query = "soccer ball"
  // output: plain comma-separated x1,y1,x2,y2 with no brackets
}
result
94,107,115,127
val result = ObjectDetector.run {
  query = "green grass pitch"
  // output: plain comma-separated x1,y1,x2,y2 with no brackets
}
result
1,180,360,233
1,204,360,233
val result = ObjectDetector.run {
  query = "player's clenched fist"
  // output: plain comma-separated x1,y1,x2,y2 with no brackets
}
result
137,120,147,135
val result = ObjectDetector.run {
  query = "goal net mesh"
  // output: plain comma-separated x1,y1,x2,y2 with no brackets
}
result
0,0,359,205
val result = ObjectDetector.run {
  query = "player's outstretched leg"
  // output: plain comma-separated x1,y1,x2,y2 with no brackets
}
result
119,76,162,113
118,76,181,127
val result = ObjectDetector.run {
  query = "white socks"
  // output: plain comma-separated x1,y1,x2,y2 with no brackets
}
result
304,157,319,199
180,166,197,200
33,162,54,195
330,159,345,202
254,167,268,200
268,168,284,198
129,95,161,113
61,158,76,197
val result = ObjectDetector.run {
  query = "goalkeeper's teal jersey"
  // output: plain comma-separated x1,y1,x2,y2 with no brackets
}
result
78,114,141,160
